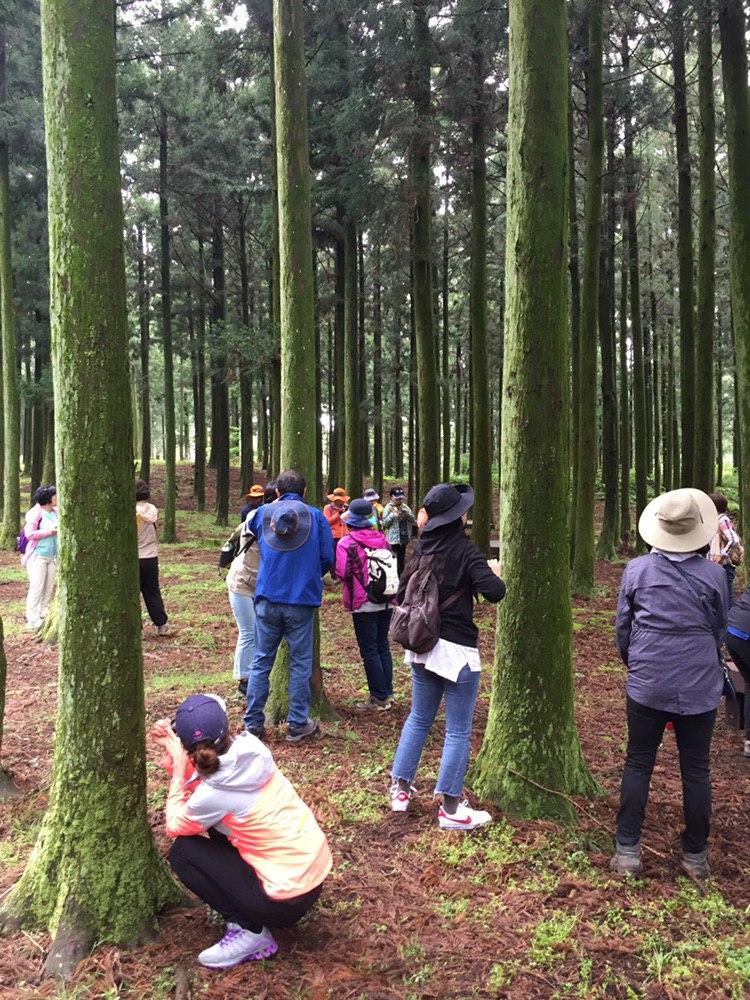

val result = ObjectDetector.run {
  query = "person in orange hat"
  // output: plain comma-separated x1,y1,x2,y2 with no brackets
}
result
324,487,350,576
241,484,266,522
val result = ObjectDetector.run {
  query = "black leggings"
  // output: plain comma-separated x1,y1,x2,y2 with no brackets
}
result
616,696,716,855
168,831,322,934
139,557,168,627
726,633,750,736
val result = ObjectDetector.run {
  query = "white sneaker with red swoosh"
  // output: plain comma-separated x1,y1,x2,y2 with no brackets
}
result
438,800,492,831
389,782,416,812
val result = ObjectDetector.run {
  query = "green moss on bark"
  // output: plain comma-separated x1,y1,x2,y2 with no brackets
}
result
470,0,597,821
2,0,181,975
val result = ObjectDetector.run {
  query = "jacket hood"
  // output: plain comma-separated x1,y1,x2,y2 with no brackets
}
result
349,527,390,548
417,519,465,555
202,731,275,791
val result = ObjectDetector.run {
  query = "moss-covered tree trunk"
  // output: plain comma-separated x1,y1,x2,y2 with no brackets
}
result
159,106,176,541
411,0,440,493
441,197,451,482
468,4,492,556
0,614,18,798
597,107,618,560
0,26,21,551
693,0,716,493
137,222,151,484
718,0,750,571
572,0,604,594
266,0,334,724
343,218,361,496
470,0,596,820
1,1,180,974
211,209,230,526
673,0,696,488
618,212,631,543
238,196,254,493
568,91,581,559
373,237,384,499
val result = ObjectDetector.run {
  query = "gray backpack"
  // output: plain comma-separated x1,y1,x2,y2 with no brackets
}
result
389,555,462,654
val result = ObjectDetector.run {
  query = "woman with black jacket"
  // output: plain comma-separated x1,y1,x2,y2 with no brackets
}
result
390,483,506,830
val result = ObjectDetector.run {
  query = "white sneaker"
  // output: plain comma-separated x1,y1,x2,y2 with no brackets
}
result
197,924,278,969
438,800,492,831
743,739,750,758
389,782,415,812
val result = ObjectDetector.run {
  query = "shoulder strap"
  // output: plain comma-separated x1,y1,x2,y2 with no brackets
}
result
664,557,720,642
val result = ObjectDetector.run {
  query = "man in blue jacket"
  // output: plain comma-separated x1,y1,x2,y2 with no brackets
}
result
243,469,334,743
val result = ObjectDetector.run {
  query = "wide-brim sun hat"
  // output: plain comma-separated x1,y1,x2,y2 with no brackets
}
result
261,499,312,551
246,484,265,500
346,498,375,529
327,487,350,504
421,483,475,532
363,488,380,503
638,488,718,553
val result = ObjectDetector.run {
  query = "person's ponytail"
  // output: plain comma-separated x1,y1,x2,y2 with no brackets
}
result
190,733,231,776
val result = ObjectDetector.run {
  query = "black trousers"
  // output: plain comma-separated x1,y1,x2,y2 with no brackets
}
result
168,831,322,934
726,633,750,736
616,696,716,854
392,543,407,577
139,557,168,627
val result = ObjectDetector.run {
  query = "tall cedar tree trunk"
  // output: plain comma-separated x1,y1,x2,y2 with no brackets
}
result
624,66,648,546
568,93,581,558
42,404,55,484
471,0,595,819
454,334,462,474
393,309,404,478
269,31,282,478
313,249,323,502
138,223,151,482
266,0,334,724
1,0,179,970
193,237,207,510
673,0,696,487
159,107,176,541
648,217,661,494
344,219,361,495
212,209,230,526
373,238,384,498
30,342,45,496
358,231,369,477
693,0,716,491
0,614,14,795
572,0,604,594
0,26,20,549
441,196,451,481
469,7,492,556
597,106,619,559
238,196,254,492
334,230,346,487
716,316,723,485
619,210,631,541
718,0,750,567
411,1,441,493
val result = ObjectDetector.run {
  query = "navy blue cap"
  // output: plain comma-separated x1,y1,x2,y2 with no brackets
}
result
173,694,228,750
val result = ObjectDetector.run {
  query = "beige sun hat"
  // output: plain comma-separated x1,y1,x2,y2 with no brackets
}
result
638,488,718,553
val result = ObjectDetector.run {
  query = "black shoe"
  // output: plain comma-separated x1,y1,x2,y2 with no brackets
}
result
285,720,319,743
237,678,248,698
246,725,265,740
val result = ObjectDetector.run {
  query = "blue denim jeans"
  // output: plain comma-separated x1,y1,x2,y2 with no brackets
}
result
391,664,481,797
352,609,394,702
244,600,315,729
724,563,736,608
229,591,255,681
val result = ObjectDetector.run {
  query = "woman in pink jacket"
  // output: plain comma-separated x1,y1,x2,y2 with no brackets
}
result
335,498,398,710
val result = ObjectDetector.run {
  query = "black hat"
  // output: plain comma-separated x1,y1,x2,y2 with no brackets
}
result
421,483,475,532
390,487,406,500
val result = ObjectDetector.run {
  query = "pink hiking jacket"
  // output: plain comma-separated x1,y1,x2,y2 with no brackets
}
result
335,528,393,611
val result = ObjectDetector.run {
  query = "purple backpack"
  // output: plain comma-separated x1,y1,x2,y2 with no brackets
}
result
17,509,41,555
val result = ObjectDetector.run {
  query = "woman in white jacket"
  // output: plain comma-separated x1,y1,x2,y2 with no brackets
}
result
22,484,58,631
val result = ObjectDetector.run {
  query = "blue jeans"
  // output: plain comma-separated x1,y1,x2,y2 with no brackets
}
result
352,609,394,702
244,600,315,729
724,563,736,608
229,591,255,681
391,664,481,797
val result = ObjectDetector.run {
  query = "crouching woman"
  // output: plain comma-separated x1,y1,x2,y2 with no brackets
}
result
152,694,331,969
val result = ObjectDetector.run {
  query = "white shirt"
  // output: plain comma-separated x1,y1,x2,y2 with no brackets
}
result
404,639,481,683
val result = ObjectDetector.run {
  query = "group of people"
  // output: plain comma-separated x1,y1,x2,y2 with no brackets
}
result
17,471,747,971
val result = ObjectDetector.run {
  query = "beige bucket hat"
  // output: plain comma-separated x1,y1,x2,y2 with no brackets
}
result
638,488,718,553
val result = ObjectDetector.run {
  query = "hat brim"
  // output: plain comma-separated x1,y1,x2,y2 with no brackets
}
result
421,486,476,532
638,488,718,552
261,501,313,551
327,494,350,504
347,516,374,530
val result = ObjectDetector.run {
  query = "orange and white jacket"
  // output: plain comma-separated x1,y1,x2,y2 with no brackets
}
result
165,732,332,900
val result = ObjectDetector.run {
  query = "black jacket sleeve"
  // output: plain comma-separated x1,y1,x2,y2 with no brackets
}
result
464,544,506,603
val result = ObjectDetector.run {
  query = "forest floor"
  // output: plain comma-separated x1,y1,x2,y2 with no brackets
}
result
0,466,748,1000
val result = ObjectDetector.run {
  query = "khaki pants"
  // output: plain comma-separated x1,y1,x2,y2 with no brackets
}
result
26,554,57,629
